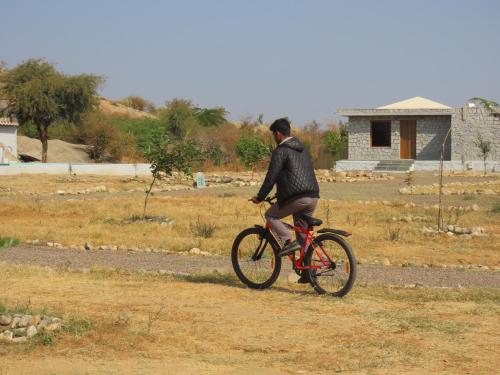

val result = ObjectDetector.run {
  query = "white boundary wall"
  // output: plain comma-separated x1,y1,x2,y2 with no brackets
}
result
335,160,499,172
0,163,153,176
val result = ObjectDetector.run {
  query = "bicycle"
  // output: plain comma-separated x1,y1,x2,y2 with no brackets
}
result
231,196,357,297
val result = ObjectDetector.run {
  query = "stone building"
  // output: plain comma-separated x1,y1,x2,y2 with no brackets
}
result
0,117,18,164
336,97,500,171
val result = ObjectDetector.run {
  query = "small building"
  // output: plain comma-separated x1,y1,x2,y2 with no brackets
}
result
0,117,18,164
336,97,499,171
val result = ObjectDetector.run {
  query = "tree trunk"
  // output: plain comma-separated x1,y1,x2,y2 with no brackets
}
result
40,126,49,163
143,175,157,218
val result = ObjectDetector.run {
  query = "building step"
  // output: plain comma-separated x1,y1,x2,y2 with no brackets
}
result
374,160,414,172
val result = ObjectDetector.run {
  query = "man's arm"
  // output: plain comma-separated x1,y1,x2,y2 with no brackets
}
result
255,148,287,202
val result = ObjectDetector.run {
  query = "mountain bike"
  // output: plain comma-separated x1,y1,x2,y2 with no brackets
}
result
231,196,356,297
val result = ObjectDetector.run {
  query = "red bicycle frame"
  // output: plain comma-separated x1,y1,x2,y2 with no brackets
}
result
265,222,334,271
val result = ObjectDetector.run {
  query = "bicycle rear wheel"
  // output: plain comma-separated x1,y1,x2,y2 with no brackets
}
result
304,233,356,297
231,227,281,289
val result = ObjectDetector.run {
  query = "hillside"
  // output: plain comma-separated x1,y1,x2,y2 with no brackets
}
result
99,98,156,120
17,136,91,163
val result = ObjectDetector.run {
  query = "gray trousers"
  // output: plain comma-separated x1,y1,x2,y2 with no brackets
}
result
265,197,319,244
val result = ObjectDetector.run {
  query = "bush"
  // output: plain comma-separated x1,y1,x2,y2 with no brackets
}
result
235,136,270,169
0,237,19,248
119,95,155,112
77,112,138,162
109,117,164,154
491,201,500,213
190,217,216,238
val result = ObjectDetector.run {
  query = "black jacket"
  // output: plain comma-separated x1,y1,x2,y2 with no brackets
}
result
257,138,319,206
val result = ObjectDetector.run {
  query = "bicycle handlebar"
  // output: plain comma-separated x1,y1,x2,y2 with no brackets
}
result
264,196,277,204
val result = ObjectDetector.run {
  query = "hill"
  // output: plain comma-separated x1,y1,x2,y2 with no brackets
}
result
99,98,156,120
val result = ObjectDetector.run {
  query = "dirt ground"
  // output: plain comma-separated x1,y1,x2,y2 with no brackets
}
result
1,245,499,288
0,265,499,375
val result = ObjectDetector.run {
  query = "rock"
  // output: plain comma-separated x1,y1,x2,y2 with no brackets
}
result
0,331,13,342
287,273,300,283
26,325,37,338
12,336,27,343
13,327,27,337
381,258,391,266
84,241,93,251
0,314,12,326
47,242,54,247
10,316,21,329
56,190,65,195
471,204,480,211
158,269,169,275
189,248,202,255
446,232,454,237
18,315,32,328
28,315,41,326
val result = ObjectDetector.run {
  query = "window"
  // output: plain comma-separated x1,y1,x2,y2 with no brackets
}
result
371,120,391,147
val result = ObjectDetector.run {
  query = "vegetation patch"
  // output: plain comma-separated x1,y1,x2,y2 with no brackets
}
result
0,237,19,248
103,215,172,225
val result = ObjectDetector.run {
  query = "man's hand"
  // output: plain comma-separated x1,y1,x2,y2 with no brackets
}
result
249,196,260,204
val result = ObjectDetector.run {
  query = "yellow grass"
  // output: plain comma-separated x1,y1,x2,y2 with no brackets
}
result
0,264,498,374
0,174,499,266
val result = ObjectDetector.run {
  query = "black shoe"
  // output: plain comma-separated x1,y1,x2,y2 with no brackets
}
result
297,272,310,284
279,240,301,257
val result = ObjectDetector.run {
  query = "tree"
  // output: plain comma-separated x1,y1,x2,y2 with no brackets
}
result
324,129,347,160
469,97,499,111
235,136,270,170
143,130,203,217
475,134,492,176
0,59,103,162
159,98,227,140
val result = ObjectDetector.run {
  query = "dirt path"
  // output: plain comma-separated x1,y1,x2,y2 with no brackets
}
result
1,245,499,288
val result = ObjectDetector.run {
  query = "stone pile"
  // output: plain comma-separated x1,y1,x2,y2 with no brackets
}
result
392,215,428,223
55,185,112,196
0,313,62,344
400,181,499,195
421,225,487,238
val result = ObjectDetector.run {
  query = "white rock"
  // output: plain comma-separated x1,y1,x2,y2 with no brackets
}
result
189,248,202,255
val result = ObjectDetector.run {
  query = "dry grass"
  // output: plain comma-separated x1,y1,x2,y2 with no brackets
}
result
0,174,499,266
0,264,498,374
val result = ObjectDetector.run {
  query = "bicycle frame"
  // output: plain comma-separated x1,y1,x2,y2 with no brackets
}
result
264,222,334,271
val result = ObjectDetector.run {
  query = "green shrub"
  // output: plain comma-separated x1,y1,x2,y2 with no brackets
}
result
235,136,270,169
491,201,500,213
0,237,19,248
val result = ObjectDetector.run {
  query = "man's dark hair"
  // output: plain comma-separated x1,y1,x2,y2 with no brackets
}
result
270,118,291,136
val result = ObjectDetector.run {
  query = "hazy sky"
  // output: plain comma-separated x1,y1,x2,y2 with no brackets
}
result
2,0,499,126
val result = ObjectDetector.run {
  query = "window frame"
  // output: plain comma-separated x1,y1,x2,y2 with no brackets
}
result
370,120,392,148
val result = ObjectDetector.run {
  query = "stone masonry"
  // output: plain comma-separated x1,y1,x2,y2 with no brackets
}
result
348,116,450,161
451,107,500,162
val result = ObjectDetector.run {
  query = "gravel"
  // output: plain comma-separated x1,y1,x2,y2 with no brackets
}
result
1,245,499,289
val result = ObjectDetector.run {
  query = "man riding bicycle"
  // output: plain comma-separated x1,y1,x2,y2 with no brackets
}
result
250,118,320,272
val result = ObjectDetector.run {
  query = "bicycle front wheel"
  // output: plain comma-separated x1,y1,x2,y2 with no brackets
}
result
231,227,281,289
304,233,356,297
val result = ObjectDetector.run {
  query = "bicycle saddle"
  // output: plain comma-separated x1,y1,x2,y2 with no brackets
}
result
299,214,323,227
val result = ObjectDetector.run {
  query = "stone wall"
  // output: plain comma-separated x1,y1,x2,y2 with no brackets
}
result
415,116,451,160
451,107,500,161
348,116,452,161
348,117,400,160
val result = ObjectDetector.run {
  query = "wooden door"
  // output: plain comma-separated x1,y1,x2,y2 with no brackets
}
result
400,120,416,159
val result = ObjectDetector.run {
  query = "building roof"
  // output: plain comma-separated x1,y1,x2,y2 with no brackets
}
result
337,96,453,117
0,117,19,126
377,96,451,109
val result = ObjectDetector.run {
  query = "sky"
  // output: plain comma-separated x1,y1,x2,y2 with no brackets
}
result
1,0,499,127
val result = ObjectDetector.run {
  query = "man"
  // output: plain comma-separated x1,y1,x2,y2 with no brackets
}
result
250,117,320,259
